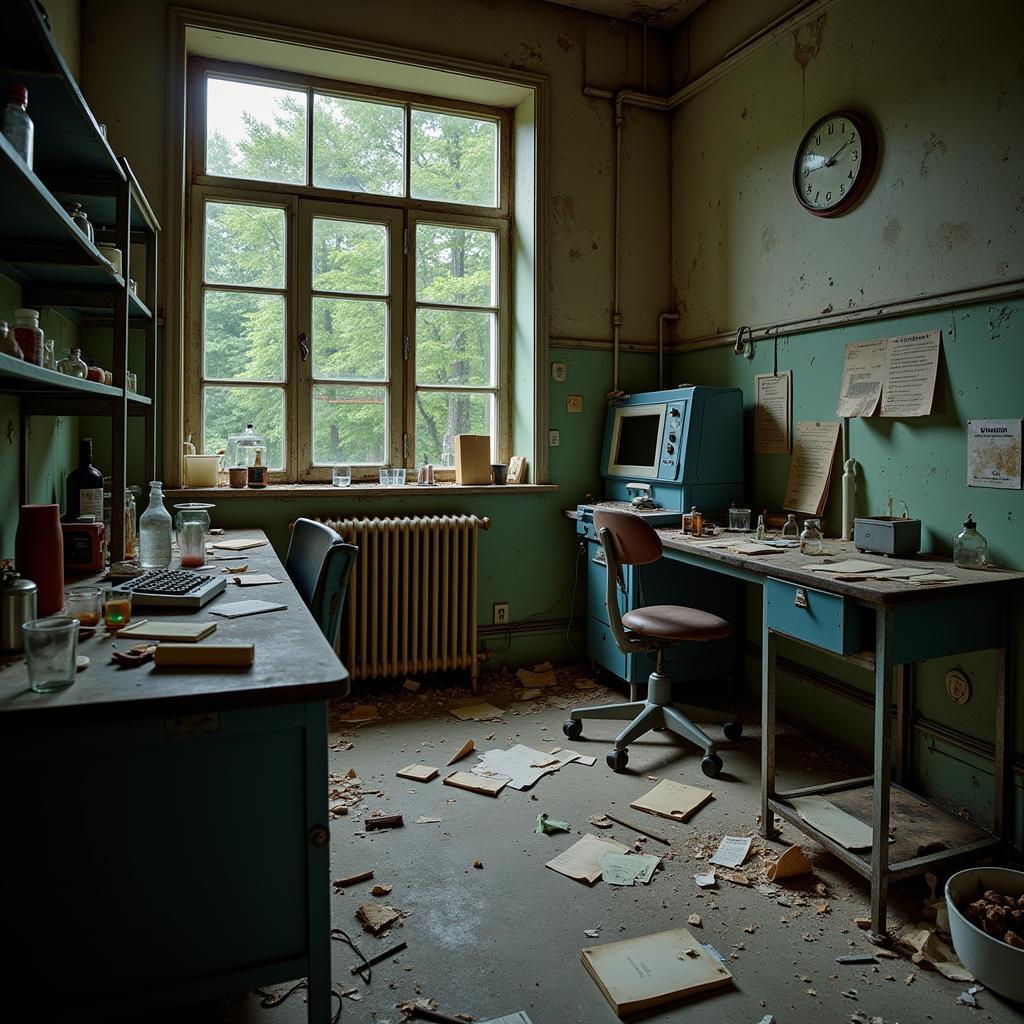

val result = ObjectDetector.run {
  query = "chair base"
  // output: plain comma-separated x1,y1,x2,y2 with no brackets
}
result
566,669,740,775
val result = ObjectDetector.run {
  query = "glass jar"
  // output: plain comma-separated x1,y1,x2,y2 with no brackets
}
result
13,308,43,365
953,514,987,569
782,513,799,539
67,202,94,242
799,517,824,555
0,319,22,359
227,422,266,468
58,348,88,378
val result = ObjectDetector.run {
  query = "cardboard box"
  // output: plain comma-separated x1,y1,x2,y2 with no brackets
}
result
454,435,492,484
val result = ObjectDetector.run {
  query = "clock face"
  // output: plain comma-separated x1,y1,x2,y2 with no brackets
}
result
793,111,877,217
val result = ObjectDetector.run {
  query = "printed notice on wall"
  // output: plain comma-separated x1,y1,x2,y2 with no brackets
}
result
879,330,941,417
755,371,791,454
783,420,841,515
835,340,885,417
967,419,1022,489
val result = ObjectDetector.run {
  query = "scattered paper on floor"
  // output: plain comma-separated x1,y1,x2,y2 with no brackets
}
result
446,738,475,765
786,796,873,850
535,813,571,835
694,872,717,888
767,844,813,881
631,779,713,822
601,852,661,886
473,743,578,790
709,836,752,868
515,666,557,688
546,833,628,885
443,770,507,797
338,704,380,724
396,764,438,782
448,700,506,721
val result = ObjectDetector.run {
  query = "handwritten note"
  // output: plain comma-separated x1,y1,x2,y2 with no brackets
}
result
880,330,941,417
755,371,791,454
783,421,841,515
835,340,885,417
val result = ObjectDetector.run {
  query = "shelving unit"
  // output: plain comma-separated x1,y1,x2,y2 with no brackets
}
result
1,0,160,560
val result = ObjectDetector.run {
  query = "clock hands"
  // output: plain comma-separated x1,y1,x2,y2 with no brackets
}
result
824,139,851,166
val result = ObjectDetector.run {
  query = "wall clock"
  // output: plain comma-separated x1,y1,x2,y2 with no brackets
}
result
793,110,877,217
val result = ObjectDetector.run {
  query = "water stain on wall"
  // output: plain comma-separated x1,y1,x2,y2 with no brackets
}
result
792,15,827,69
936,222,972,250
882,218,902,246
761,224,779,254
551,191,576,228
920,132,946,178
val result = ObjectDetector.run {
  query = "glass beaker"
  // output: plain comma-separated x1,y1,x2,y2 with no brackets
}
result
173,502,214,544
179,520,206,568
23,617,78,692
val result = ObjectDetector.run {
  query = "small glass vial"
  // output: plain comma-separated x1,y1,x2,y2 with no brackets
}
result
800,517,824,555
247,446,268,488
782,513,799,539
67,202,94,242
953,514,987,569
755,514,766,541
43,337,55,370
138,481,172,570
12,308,43,365
58,347,88,378
2,83,34,169
690,506,703,536
124,487,138,559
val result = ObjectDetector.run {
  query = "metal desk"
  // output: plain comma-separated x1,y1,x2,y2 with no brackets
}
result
0,530,348,1022
583,517,1022,941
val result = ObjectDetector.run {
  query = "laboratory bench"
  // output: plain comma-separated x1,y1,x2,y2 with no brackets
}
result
571,509,1024,940
0,530,348,1022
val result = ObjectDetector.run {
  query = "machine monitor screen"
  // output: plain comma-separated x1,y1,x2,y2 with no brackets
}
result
608,407,663,475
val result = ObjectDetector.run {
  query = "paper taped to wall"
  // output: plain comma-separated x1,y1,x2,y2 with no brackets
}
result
783,421,841,514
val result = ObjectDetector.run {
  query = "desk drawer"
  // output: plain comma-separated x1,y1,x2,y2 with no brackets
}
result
765,577,863,655
587,616,630,681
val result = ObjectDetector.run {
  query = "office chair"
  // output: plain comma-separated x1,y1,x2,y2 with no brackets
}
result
285,518,358,648
562,507,739,776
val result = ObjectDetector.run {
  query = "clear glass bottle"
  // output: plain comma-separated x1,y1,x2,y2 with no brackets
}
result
782,513,799,539
953,514,987,569
58,347,88,378
755,514,766,541
800,517,824,555
2,84,34,169
138,481,172,569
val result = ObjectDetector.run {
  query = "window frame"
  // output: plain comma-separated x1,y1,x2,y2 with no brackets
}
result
184,56,513,482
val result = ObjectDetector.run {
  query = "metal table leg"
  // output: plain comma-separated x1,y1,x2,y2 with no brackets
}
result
893,664,913,786
869,608,894,943
760,610,777,839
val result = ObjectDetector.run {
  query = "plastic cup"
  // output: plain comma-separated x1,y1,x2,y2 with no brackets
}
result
22,617,78,692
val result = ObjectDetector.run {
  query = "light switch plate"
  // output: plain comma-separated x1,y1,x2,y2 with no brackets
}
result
548,429,560,447
551,361,567,382
566,395,583,414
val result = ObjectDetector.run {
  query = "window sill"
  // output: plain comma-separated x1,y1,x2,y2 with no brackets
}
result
165,483,558,500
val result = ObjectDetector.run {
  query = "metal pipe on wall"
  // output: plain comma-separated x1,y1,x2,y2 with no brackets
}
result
657,311,679,388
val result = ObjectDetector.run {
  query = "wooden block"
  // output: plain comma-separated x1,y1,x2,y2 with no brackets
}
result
396,764,439,782
454,434,492,484
365,814,404,831
117,620,217,643
153,643,254,667
333,870,373,889
443,770,506,797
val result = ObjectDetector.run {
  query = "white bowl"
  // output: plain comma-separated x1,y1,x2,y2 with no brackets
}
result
946,866,1024,1003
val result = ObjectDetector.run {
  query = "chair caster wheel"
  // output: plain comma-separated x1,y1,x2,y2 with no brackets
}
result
562,718,583,740
607,749,628,772
701,753,723,778
723,721,743,742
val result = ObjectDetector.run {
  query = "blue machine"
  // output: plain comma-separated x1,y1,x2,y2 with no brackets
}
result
576,386,744,689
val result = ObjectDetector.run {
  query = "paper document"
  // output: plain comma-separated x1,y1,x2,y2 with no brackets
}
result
783,421,841,514
755,371,792,454
208,599,286,618
786,795,872,850
805,559,887,574
601,852,661,886
631,779,713,822
967,419,1022,489
835,340,885,417
546,833,629,885
880,330,941,417
473,744,578,790
708,835,751,868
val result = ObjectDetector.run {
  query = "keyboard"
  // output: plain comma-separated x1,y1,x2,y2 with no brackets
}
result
112,569,226,609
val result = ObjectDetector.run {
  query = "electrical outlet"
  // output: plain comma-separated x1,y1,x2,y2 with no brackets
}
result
566,395,583,414
551,361,567,383
493,602,510,625
548,429,560,447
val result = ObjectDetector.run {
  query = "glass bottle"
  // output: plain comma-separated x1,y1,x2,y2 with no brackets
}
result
690,506,703,536
43,337,55,370
139,481,172,569
800,517,824,555
953,514,987,569
2,83,34,169
12,308,43,365
58,347,88,378
0,320,22,359
782,513,799,539
124,487,138,559
247,446,268,488
755,514,766,541
66,438,104,520
67,202,94,242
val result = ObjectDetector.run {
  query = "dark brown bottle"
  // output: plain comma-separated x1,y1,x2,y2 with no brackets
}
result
66,437,104,520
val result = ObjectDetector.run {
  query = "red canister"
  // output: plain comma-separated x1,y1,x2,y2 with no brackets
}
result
15,504,64,615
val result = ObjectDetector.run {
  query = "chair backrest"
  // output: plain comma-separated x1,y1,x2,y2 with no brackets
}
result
285,518,358,645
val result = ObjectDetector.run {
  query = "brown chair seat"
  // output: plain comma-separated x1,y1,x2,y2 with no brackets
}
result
622,604,733,642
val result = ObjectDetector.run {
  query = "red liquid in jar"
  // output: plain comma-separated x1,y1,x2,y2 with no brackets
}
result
181,554,205,568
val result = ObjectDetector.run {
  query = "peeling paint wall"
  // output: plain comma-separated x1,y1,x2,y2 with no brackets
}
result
670,0,1024,843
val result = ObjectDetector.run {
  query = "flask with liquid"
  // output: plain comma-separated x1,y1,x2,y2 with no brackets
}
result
800,517,824,555
782,513,799,539
953,514,987,569
138,481,172,569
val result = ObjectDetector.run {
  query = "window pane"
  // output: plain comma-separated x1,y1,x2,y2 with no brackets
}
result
312,384,386,465
203,385,285,469
205,202,285,288
204,291,285,382
312,218,387,295
312,297,386,381
416,308,494,387
416,224,495,306
415,391,492,467
312,94,404,196
410,110,497,206
206,77,306,185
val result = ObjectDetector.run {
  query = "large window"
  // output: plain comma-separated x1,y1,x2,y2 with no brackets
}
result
186,59,510,480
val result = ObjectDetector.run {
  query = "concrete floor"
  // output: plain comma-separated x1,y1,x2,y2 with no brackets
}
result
169,675,1017,1024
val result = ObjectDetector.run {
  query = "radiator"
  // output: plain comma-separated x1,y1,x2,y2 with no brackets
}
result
320,515,491,687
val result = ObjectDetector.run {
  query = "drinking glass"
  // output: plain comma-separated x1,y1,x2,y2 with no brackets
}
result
379,466,392,486
332,465,352,488
179,520,206,568
65,587,102,626
390,468,406,487
102,587,132,631
22,617,78,692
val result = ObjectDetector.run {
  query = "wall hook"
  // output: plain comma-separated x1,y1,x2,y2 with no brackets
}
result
734,325,754,360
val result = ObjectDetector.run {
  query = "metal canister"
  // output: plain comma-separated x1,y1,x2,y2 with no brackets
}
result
0,569,38,653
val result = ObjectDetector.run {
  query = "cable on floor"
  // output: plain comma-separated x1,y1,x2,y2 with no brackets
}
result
254,980,342,1024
